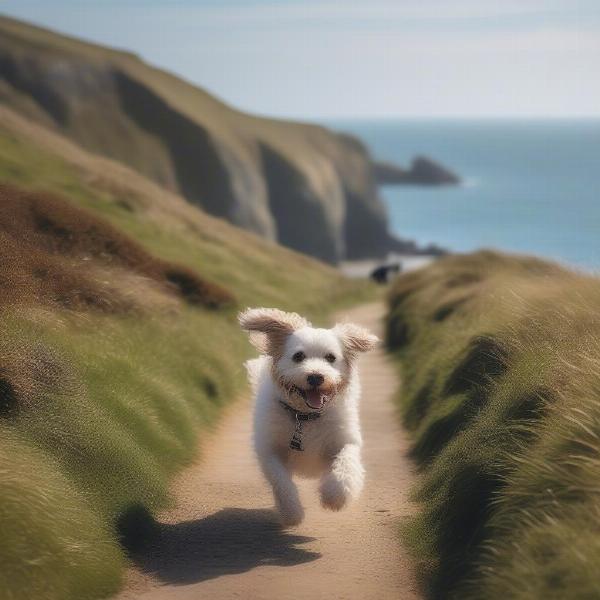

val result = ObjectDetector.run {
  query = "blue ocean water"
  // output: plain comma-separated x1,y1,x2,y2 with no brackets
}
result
329,119,600,271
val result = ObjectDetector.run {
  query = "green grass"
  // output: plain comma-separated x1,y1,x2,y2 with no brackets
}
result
0,120,371,314
0,121,373,600
386,250,600,600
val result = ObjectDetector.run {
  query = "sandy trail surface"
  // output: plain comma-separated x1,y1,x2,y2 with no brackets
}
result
118,302,419,600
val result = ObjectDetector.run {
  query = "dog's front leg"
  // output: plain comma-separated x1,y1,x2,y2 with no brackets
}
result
320,443,364,511
259,453,304,526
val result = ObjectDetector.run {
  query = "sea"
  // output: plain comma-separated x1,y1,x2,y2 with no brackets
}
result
327,119,600,272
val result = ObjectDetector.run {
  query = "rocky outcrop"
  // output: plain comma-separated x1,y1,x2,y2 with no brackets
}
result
0,16,428,263
373,156,460,186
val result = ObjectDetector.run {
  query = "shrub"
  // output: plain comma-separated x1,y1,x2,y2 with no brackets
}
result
0,184,234,310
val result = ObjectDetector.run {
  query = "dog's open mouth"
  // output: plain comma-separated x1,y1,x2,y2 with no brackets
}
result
291,385,331,410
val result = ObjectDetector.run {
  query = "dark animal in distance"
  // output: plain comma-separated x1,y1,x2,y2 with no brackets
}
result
370,263,402,284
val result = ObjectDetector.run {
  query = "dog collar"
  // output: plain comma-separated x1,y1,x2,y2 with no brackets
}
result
279,400,321,452
279,400,322,421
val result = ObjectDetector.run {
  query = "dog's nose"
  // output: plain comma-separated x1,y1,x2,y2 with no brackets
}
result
307,373,324,387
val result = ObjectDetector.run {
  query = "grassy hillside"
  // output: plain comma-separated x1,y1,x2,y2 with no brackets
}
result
0,15,404,262
386,251,600,600
0,105,372,600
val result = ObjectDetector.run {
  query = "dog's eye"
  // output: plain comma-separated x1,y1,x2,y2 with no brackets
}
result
324,353,336,363
292,351,306,363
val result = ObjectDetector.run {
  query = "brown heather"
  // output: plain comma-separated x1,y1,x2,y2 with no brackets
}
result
0,184,234,311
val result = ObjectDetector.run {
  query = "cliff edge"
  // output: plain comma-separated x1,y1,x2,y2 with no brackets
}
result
0,15,423,263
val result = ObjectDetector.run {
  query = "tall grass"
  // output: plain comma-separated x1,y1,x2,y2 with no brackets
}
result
386,251,600,600
0,124,373,600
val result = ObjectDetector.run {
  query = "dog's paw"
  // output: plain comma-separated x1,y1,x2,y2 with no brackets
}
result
278,503,305,527
273,485,304,526
319,474,350,511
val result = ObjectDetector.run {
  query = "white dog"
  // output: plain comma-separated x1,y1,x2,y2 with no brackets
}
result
239,307,378,526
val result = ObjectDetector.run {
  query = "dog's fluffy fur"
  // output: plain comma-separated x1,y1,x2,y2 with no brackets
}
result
239,307,378,526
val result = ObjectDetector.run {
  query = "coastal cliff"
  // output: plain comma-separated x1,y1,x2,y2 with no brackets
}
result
0,16,425,263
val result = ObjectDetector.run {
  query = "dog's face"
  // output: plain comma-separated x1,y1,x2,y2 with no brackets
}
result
277,326,346,410
239,308,378,412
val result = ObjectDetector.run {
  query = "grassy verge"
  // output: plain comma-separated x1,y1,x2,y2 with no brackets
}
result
0,119,373,600
386,250,600,600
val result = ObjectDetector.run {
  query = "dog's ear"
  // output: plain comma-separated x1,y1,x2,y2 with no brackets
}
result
238,308,310,354
239,307,310,335
334,323,379,355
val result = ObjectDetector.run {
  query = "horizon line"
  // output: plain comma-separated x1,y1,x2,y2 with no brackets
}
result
272,113,600,123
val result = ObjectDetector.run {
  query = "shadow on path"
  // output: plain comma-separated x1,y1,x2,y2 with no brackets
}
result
118,505,320,585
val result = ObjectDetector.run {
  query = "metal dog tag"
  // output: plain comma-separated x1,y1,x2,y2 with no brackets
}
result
290,417,304,451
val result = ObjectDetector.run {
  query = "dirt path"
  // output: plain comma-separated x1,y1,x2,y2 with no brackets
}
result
118,302,419,600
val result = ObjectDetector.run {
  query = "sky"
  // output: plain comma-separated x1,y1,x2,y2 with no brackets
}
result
2,0,600,119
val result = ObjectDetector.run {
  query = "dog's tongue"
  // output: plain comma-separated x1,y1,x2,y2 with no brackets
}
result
305,389,325,410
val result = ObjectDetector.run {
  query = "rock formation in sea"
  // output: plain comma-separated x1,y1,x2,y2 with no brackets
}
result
373,156,460,186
